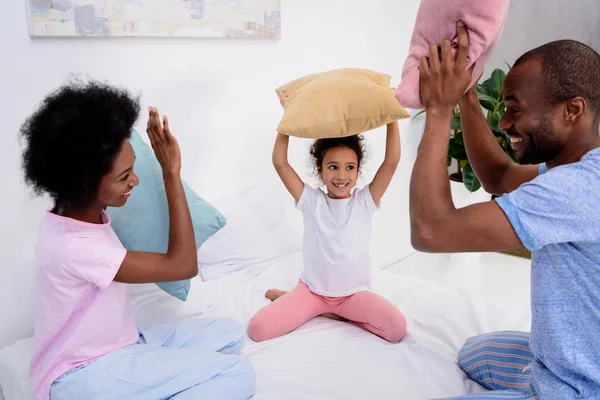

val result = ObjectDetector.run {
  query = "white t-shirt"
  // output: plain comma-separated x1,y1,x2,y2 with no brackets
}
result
296,184,379,297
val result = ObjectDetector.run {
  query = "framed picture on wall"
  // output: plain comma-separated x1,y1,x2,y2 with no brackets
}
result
26,0,281,39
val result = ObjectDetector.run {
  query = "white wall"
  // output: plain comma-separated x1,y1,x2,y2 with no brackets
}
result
0,0,423,349
486,0,600,73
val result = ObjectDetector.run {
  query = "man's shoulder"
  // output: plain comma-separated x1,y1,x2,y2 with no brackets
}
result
581,147,600,166
501,151,600,211
537,151,600,187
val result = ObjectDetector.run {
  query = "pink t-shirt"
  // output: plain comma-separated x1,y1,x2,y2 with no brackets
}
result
29,211,139,400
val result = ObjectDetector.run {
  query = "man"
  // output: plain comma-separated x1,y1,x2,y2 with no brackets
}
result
411,21,600,400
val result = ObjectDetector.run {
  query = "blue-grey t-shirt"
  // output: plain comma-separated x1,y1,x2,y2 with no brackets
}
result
495,148,600,399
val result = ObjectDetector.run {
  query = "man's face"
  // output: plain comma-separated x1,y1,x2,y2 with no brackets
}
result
499,58,563,165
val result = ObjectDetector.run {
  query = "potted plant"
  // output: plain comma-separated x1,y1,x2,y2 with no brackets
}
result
450,67,516,193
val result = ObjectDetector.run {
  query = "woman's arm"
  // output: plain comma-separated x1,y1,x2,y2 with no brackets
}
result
114,107,198,283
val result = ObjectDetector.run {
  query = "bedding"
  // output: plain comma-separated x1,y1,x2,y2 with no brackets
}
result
197,180,303,281
0,252,530,400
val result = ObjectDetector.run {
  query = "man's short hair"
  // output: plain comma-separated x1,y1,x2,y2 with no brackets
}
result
514,40,600,117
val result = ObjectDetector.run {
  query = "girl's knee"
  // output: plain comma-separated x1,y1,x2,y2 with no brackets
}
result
386,313,408,343
246,315,272,342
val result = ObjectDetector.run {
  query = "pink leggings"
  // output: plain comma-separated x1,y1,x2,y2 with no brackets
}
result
247,281,407,343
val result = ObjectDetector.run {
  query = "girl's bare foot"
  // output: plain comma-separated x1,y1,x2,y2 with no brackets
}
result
264,289,348,322
265,288,287,301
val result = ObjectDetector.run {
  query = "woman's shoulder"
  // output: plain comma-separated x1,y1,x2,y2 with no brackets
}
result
37,211,118,263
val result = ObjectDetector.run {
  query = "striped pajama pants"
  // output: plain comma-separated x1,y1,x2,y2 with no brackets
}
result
439,331,538,399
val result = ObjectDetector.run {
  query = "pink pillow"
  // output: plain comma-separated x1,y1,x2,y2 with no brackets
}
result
395,0,510,109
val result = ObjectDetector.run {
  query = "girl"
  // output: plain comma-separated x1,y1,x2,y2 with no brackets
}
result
21,80,255,400
247,122,407,343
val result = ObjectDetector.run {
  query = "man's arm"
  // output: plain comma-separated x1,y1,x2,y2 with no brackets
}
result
410,110,522,252
410,21,523,253
459,90,539,196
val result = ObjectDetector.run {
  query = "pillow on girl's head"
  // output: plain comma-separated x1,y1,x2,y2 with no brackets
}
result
107,130,226,301
276,68,410,139
395,0,510,109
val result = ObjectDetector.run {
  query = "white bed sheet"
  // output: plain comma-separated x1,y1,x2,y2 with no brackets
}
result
0,252,531,400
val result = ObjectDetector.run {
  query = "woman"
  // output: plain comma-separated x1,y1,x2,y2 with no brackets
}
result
20,79,255,400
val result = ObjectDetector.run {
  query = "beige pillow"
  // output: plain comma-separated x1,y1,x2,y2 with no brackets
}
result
276,68,410,139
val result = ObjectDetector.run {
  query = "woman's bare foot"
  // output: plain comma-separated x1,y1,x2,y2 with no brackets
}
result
264,289,347,322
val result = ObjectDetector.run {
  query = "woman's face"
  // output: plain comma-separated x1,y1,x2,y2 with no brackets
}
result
95,139,139,208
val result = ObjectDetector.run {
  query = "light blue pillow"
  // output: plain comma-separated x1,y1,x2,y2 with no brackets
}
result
108,130,226,301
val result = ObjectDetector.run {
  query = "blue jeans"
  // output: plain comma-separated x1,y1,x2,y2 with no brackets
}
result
438,331,537,399
50,317,255,400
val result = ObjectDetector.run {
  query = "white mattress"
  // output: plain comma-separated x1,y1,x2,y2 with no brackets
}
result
0,252,531,400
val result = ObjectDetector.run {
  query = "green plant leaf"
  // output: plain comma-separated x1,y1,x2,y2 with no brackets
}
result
462,163,482,192
454,131,464,145
480,78,493,98
497,101,506,114
411,109,427,120
478,92,497,111
459,159,469,169
490,69,506,99
478,92,498,105
451,116,462,131
479,100,496,112
505,62,512,70
448,137,468,160
487,113,502,133
447,155,451,167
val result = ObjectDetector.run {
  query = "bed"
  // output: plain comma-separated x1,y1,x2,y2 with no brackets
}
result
0,251,530,400
0,180,531,399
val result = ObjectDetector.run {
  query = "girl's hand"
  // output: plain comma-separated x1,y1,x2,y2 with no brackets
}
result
146,106,182,175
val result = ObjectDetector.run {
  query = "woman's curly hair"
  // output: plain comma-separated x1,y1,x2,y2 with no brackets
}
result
20,79,140,209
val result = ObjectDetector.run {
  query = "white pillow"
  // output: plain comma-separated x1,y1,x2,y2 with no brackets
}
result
198,179,303,281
